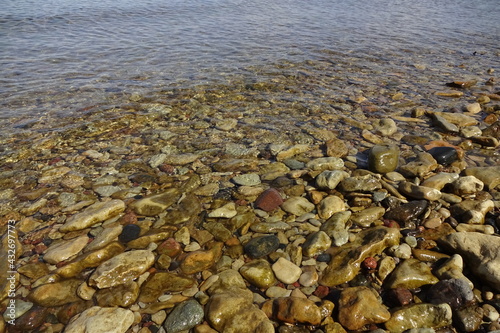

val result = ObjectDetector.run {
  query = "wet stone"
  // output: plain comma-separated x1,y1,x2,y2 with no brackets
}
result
427,279,473,309
325,137,348,157
421,172,459,190
181,242,223,275
338,174,382,192
131,188,181,216
261,297,322,326
428,146,458,165
59,199,125,232
163,299,204,333
384,303,452,333
338,286,391,331
302,231,332,257
244,235,280,258
464,166,500,190
95,281,139,307
384,258,439,289
318,195,346,219
398,152,437,178
232,173,261,186
315,170,349,190
139,272,196,303
320,211,351,246
64,306,134,333
239,258,277,289
368,145,400,174
13,307,49,331
350,206,385,228
454,306,484,332
118,224,141,243
281,196,315,216
398,181,442,201
43,235,89,264
384,200,428,223
28,279,81,307
272,257,302,284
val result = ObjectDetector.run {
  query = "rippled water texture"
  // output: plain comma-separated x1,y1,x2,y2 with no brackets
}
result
1,0,499,130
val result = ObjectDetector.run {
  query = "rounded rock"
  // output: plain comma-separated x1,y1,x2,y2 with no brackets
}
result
244,235,280,259
368,145,399,174
163,299,204,333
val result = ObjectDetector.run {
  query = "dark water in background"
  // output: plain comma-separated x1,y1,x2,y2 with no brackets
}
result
1,0,499,130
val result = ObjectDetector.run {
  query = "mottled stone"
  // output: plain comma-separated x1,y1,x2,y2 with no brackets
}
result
464,166,500,190
318,195,346,219
384,303,452,333
302,231,332,257
326,138,348,157
118,224,141,243
84,225,123,252
399,152,437,178
206,288,274,333
384,200,428,222
254,188,284,211
451,175,484,196
239,259,277,289
315,170,349,190
139,272,196,303
208,202,237,218
450,199,494,224
306,157,344,171
455,306,484,332
299,265,319,287
368,145,399,174
88,250,155,289
350,206,386,228
438,232,500,292
233,173,261,186
131,188,181,216
338,286,390,330
164,299,204,333
427,279,474,310
384,258,438,289
60,199,125,232
28,279,81,307
43,235,89,264
421,173,459,190
95,281,139,307
320,226,400,286
398,181,441,201
180,242,223,275
64,306,134,333
272,257,302,284
262,297,322,325
320,211,351,246
373,118,398,136
126,229,174,249
281,197,315,216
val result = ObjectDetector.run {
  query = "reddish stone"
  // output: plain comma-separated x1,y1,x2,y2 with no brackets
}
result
254,188,283,212
313,285,330,298
384,288,413,307
159,163,175,174
362,257,377,271
157,238,182,257
33,243,47,254
13,307,49,331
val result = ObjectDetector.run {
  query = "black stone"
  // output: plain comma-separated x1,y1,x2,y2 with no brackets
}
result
427,279,473,310
428,146,458,165
243,235,280,258
118,224,141,243
316,253,331,263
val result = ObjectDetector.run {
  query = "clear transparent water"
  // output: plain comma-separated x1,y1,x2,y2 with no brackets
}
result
1,0,499,129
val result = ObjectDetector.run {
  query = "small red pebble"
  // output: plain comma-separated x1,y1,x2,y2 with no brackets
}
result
383,219,400,228
313,285,330,298
33,243,48,254
292,281,300,288
362,257,377,271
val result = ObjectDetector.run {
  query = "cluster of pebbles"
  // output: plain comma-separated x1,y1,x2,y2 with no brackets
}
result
0,62,500,333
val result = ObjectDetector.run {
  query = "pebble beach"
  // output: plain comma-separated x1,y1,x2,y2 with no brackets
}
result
1,52,499,333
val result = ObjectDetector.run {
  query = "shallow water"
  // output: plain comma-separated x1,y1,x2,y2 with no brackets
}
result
1,0,499,133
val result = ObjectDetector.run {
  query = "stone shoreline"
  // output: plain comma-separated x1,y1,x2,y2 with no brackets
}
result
0,68,499,333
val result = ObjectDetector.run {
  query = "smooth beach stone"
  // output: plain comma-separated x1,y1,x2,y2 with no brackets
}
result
377,256,397,282
373,118,398,136
131,188,181,216
464,166,500,190
239,259,277,289
272,257,302,284
431,114,459,133
203,222,232,241
350,206,386,228
180,242,223,275
302,231,332,257
84,225,123,252
319,226,400,287
28,279,81,307
88,250,155,289
384,200,428,222
2,299,33,321
317,195,346,219
315,170,349,190
449,199,494,224
411,249,450,262
38,166,71,184
244,235,280,258
306,157,344,171
470,135,499,147
465,102,481,113
384,258,438,289
299,266,319,287
254,188,284,211
320,211,351,246
338,174,382,192
232,173,261,186
398,152,438,178
388,243,412,259
427,279,474,310
95,281,139,307
126,229,174,249
434,111,478,126
438,232,500,292
266,286,292,298
433,254,473,289
368,145,399,174
384,303,452,333
325,137,349,157
250,221,291,233
206,288,274,333
208,202,237,218
118,224,141,243
59,199,125,232
163,299,204,333
55,242,126,278
428,146,458,165
338,286,391,331
421,172,459,190
64,306,134,333
281,196,315,216
275,144,309,161
261,297,322,325
460,125,482,138
139,272,196,303
398,181,441,201
456,223,495,234
43,235,89,264
451,175,484,195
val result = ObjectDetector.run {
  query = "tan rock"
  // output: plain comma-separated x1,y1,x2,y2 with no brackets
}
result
261,297,322,325
28,279,81,307
338,286,390,330
59,199,125,232
384,258,439,289
65,306,134,333
131,188,181,216
139,272,196,303
43,235,89,264
180,242,223,275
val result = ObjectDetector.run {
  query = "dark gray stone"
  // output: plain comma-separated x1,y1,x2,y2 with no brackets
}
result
164,299,204,333
244,235,280,258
